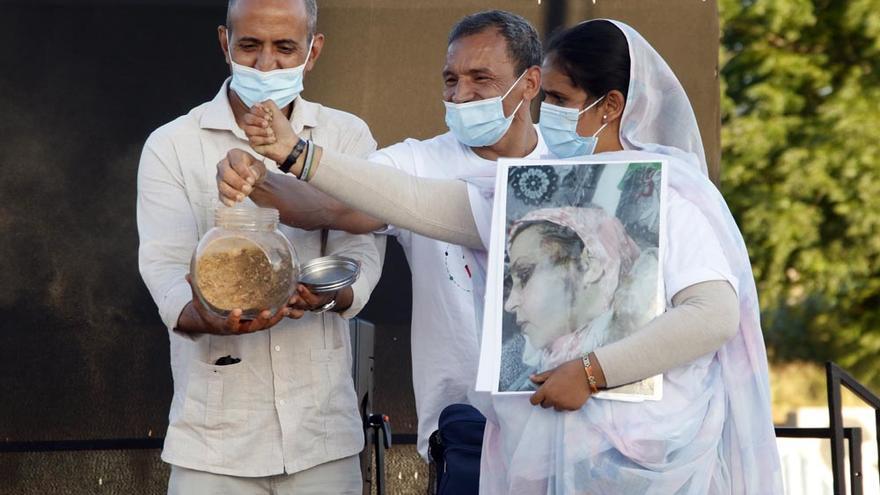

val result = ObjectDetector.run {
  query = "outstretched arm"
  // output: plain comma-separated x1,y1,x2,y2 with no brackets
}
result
246,167,385,234
217,100,484,249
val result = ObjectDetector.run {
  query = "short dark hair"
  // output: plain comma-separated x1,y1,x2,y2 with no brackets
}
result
546,20,630,99
448,10,542,76
227,0,318,40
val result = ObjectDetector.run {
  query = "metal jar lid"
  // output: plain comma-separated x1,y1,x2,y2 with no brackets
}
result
298,255,361,293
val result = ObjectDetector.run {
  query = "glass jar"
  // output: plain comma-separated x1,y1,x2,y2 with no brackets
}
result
191,206,299,319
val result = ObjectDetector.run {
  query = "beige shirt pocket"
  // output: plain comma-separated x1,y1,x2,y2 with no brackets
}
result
182,358,253,461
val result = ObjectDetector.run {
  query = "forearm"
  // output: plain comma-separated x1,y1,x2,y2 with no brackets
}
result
252,172,384,233
175,302,222,335
592,280,740,388
330,287,353,313
309,148,484,250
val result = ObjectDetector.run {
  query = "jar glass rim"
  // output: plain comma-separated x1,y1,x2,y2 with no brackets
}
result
214,206,279,230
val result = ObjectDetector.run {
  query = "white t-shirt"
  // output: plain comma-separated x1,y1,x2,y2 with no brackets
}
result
370,129,549,458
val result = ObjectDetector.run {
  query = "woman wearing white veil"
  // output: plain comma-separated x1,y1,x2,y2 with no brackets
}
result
471,20,782,494
217,18,782,494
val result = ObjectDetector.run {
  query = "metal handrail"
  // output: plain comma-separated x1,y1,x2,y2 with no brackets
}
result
826,361,880,495
775,427,863,494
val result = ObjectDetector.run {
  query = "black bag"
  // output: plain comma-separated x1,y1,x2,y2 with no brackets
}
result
429,403,486,495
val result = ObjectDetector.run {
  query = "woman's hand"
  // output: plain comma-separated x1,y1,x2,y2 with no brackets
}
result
529,358,592,411
242,100,299,164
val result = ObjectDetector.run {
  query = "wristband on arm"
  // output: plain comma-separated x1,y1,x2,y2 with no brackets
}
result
300,139,316,181
582,353,600,393
279,138,307,174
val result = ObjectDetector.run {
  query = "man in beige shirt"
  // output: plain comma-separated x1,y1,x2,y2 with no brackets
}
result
136,0,383,493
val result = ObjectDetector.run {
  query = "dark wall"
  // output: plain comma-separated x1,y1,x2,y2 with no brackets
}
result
0,1,415,446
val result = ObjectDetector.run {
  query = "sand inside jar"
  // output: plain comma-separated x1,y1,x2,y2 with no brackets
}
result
195,238,292,312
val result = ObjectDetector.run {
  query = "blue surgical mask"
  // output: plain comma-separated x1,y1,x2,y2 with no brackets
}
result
539,96,608,158
444,71,527,148
228,34,314,109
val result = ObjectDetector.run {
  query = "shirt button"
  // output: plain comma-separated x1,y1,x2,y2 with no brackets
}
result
279,399,286,406
274,345,281,352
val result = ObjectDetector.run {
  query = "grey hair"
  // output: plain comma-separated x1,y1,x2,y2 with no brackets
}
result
227,0,318,41
448,10,542,75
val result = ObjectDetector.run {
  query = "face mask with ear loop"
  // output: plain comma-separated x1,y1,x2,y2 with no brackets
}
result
443,70,528,148
227,32,314,109
539,95,609,158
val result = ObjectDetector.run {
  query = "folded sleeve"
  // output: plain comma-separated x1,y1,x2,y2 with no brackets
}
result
136,132,198,332
324,229,385,319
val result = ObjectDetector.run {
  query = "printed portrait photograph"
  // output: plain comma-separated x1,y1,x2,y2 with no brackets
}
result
496,161,665,399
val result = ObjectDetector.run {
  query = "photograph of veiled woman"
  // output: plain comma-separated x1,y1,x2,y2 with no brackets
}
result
498,206,661,394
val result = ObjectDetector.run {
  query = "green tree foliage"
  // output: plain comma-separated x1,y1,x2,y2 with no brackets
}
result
719,0,880,387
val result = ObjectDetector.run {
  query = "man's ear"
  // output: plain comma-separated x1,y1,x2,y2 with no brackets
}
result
305,33,325,72
218,25,231,65
522,65,542,102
